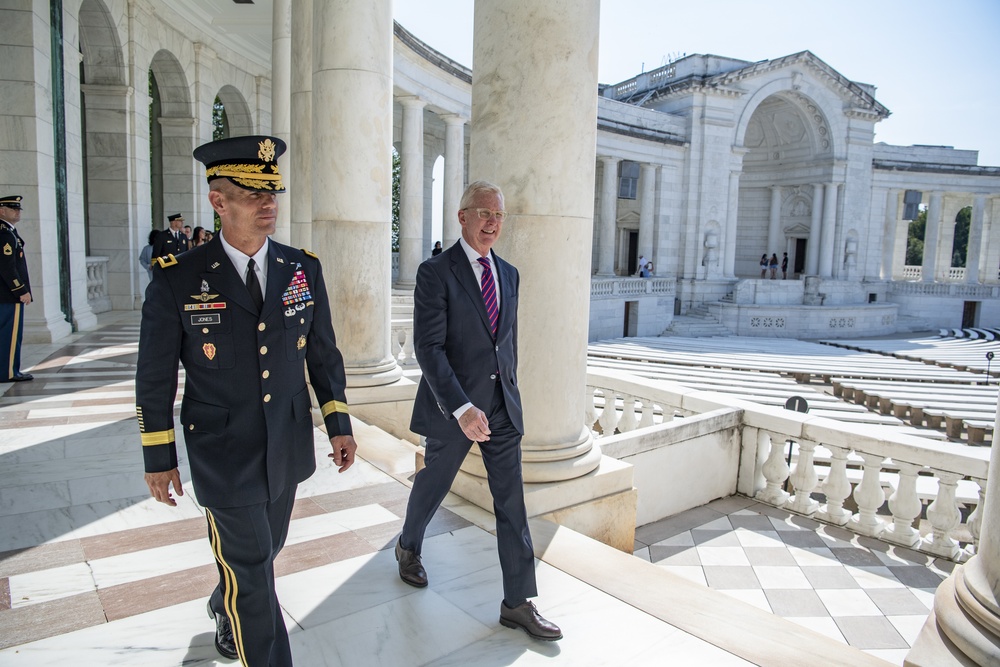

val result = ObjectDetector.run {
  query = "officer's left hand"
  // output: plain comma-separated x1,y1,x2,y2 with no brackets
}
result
328,435,357,473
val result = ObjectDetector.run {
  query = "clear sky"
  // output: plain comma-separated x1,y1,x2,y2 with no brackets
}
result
393,0,1000,166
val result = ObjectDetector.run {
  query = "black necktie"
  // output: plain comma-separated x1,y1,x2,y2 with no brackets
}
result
245,258,263,312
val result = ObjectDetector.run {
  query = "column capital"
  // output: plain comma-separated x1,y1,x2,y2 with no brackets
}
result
598,155,620,165
441,113,468,125
398,95,426,109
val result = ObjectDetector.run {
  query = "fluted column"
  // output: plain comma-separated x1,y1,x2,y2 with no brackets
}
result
311,0,400,387
767,185,782,256
637,163,656,268
271,0,292,244
441,114,465,248
290,0,313,248
723,170,740,278
966,195,985,283
596,156,619,275
396,96,426,289
881,189,900,280
806,183,822,275
906,397,1000,666
818,182,838,278
468,0,601,482
922,192,942,282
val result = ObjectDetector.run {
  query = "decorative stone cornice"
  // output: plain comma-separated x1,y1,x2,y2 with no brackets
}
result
394,21,472,84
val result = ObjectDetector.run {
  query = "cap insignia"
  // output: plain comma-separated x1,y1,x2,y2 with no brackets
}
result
258,138,277,163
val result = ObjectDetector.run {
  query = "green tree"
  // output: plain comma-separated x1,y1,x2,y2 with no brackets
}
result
391,148,400,251
951,206,971,268
905,208,926,266
212,96,228,141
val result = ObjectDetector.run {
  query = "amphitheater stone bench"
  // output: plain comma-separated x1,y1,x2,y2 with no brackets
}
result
964,420,994,445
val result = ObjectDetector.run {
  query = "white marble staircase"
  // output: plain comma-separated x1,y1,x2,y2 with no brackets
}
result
661,305,732,337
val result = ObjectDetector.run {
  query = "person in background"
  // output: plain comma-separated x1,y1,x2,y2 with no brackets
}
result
760,253,768,278
781,252,789,279
0,195,33,382
152,213,187,258
138,229,158,281
191,226,208,247
769,253,779,279
431,240,442,256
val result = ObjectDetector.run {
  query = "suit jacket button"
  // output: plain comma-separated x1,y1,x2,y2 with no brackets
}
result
189,424,194,431
258,323,266,331
495,345,499,351
260,346,268,355
490,374,497,380
263,394,272,403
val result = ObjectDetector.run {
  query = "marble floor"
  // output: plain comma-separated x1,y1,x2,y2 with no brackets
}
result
0,311,931,666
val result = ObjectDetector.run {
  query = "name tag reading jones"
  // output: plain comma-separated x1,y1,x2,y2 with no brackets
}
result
190,313,222,326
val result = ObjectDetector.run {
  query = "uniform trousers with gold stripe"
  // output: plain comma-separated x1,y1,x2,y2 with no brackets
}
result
0,303,25,380
206,484,297,667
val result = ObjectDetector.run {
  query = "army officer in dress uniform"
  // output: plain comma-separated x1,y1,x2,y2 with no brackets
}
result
151,213,188,258
135,135,357,667
0,195,33,382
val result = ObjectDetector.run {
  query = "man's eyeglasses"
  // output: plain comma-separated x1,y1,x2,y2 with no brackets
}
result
465,208,507,222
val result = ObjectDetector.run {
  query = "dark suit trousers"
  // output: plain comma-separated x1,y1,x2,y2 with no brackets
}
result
402,382,538,604
206,485,297,667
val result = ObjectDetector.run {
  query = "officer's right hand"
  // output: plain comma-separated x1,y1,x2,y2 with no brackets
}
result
458,407,490,443
19,292,31,305
145,469,184,506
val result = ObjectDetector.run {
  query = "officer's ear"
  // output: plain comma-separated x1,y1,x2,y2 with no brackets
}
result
207,188,227,215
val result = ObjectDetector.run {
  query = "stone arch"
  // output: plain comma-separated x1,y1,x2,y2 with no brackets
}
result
216,85,255,137
78,0,134,310
734,77,837,158
149,50,195,232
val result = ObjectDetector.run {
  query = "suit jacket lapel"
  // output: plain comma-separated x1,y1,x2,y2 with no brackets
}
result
449,242,494,337
262,244,295,319
201,237,256,314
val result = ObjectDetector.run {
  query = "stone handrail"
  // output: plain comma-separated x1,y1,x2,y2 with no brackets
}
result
891,281,999,298
902,265,921,280
391,319,417,367
586,367,992,562
85,256,112,314
591,276,676,299
947,267,966,281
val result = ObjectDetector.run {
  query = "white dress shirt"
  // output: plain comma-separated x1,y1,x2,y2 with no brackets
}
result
219,231,269,296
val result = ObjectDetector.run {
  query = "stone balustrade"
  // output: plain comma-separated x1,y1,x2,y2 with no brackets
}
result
390,319,417,366
946,267,966,281
86,256,112,314
902,265,922,280
586,367,991,562
590,276,676,299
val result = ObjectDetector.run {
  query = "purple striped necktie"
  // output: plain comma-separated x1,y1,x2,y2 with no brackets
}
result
477,256,498,337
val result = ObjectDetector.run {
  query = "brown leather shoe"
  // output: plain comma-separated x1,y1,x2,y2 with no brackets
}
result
207,601,238,660
395,538,427,588
499,601,562,641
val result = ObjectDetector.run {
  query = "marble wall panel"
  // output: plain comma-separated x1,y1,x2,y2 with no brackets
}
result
0,81,43,117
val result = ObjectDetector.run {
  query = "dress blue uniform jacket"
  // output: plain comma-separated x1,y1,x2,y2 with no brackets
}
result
135,236,352,509
409,240,523,439
0,221,29,303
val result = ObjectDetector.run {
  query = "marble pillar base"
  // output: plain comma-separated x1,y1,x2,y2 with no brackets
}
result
905,558,1000,667
344,358,403,388
447,454,637,552
24,316,73,345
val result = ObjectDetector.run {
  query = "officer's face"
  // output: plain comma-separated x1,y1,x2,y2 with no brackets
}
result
0,205,20,224
210,182,278,239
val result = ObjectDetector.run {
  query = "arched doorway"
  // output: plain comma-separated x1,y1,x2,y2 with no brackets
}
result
149,50,194,233
215,85,254,137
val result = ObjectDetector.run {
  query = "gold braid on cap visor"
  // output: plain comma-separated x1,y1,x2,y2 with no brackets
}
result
205,163,284,191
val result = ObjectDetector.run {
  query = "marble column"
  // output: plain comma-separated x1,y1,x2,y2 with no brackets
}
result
766,185,782,257
637,163,656,267
596,156,619,276
311,0,400,387
922,192,942,282
806,183,823,275
818,182,838,278
289,0,313,249
966,195,985,284
441,114,465,248
396,96,426,289
881,189,900,280
270,0,292,244
905,399,1000,666
723,170,740,279
467,0,602,482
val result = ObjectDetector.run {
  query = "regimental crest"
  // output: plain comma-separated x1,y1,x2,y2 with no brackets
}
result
203,343,216,360
258,138,277,163
296,335,306,350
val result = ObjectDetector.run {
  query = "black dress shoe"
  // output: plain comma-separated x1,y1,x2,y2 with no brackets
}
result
395,537,428,588
499,601,562,641
207,601,239,660
2,374,32,382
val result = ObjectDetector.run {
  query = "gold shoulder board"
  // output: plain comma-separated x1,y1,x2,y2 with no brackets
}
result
154,254,179,269
302,249,318,259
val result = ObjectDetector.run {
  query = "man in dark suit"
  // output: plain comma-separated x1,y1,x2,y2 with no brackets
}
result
135,135,357,666
152,213,188,258
397,180,561,641
0,195,33,382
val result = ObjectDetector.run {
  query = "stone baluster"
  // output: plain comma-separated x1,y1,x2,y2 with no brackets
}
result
584,387,599,432
638,399,655,429
818,445,852,525
755,431,789,507
964,479,987,559
883,462,923,548
922,471,962,560
849,452,887,537
617,394,639,432
752,429,768,498
788,439,819,515
598,390,620,436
